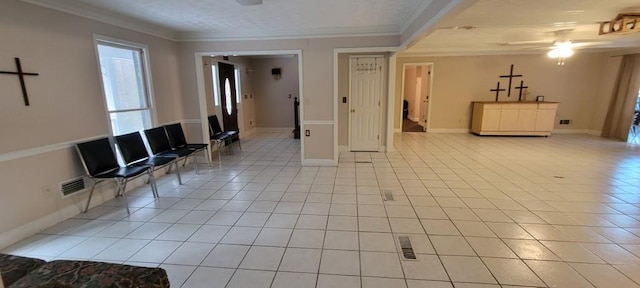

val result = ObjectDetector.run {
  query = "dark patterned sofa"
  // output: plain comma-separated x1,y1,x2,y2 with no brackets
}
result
0,254,169,288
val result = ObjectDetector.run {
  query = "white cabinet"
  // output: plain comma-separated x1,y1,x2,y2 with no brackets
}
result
471,102,559,136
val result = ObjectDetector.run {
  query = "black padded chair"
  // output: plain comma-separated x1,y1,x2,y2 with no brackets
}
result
143,127,201,174
115,131,182,186
76,137,155,214
208,115,241,160
208,115,242,146
164,123,211,167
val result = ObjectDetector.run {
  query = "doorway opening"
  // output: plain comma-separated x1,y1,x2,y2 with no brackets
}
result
195,51,303,162
400,63,433,133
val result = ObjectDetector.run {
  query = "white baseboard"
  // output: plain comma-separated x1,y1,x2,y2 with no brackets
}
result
302,158,337,166
553,129,590,134
0,180,124,250
0,166,171,250
394,128,401,132
338,145,350,152
255,127,294,133
587,130,602,136
0,201,81,250
427,128,470,133
242,128,256,138
409,117,419,122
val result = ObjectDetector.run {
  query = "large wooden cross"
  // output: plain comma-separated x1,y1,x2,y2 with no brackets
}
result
499,64,522,97
0,58,39,106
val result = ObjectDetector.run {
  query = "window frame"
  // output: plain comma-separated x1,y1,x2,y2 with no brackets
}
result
93,35,157,136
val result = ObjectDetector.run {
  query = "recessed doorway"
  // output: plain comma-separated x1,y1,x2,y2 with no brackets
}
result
401,63,433,132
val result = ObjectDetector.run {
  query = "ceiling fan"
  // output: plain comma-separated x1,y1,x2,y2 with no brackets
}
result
499,29,610,65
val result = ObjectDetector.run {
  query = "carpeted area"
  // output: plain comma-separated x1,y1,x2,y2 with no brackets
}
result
402,118,424,132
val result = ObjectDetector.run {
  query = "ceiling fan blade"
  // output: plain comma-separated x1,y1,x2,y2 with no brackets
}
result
499,40,553,46
569,41,611,48
236,0,262,6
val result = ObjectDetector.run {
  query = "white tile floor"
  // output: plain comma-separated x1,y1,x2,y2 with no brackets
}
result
3,132,640,288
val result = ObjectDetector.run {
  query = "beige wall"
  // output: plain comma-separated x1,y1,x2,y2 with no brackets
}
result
252,57,299,128
0,0,184,246
395,53,614,132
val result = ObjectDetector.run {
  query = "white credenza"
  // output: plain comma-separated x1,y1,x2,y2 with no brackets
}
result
471,101,559,136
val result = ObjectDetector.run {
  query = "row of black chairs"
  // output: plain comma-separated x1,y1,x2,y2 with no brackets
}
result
208,115,241,159
75,123,210,214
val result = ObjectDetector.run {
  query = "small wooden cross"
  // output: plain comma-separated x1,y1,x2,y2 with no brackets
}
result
514,80,529,102
490,81,506,102
0,58,39,106
499,64,522,97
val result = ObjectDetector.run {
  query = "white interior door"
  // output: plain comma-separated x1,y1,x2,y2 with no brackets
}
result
350,56,383,151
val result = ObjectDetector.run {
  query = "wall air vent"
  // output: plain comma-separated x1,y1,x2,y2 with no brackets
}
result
60,177,86,197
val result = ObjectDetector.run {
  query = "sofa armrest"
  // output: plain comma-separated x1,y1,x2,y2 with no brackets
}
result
0,254,46,287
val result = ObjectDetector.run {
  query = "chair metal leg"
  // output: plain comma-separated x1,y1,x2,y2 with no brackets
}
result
119,179,131,214
83,182,97,213
174,161,183,185
193,155,200,174
237,137,241,150
148,170,159,198
205,147,212,167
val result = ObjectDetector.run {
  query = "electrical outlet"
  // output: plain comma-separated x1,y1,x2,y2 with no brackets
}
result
559,119,571,125
249,120,253,126
305,130,310,136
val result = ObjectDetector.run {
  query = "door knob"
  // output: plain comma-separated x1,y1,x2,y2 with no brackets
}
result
351,109,355,113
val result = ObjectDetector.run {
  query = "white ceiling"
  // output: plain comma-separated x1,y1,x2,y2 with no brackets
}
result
24,0,429,40
404,0,640,55
23,0,640,55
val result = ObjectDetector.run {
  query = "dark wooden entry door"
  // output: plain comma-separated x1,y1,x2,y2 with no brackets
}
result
217,62,239,132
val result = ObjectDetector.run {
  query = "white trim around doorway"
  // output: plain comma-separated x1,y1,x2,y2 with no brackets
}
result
194,49,304,163
333,47,398,159
399,62,434,133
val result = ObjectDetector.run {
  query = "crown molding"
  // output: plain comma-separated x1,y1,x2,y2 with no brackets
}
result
175,25,400,42
22,0,177,40
399,0,434,34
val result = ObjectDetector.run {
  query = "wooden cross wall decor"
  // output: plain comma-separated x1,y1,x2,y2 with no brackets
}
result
514,80,529,102
490,81,506,102
499,64,522,97
0,58,39,106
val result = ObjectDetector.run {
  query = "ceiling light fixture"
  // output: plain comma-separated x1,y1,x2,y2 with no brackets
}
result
236,0,263,6
547,41,574,65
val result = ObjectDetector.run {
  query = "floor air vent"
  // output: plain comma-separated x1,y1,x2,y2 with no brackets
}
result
382,190,395,201
60,177,86,197
398,236,417,260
